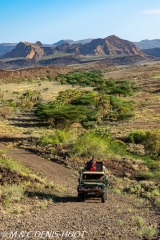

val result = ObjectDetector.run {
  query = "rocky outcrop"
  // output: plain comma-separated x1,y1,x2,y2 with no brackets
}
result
2,42,46,59
55,43,82,54
79,35,146,56
2,41,53,59
55,43,70,52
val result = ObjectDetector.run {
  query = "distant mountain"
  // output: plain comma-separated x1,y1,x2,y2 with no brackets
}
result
78,39,93,45
53,39,75,46
0,43,17,58
134,39,160,49
53,35,145,57
2,35,145,61
2,42,55,59
79,35,145,56
142,48,160,58
53,38,93,46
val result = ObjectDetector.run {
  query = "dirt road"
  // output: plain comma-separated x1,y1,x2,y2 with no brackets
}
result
0,146,159,240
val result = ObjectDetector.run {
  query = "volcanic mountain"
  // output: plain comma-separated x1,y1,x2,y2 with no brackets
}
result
1,35,145,60
2,42,55,59
79,35,146,56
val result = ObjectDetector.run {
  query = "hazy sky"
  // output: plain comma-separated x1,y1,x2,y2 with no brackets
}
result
0,0,160,44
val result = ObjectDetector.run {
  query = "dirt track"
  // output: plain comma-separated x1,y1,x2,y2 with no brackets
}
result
0,145,159,240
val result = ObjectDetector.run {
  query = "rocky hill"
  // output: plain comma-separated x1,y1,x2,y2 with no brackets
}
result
53,35,146,56
0,65,69,83
55,43,82,54
2,36,146,61
79,35,146,56
2,42,55,60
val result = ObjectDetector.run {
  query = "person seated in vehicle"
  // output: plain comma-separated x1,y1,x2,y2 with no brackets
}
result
90,157,97,171
84,156,97,171
83,156,108,174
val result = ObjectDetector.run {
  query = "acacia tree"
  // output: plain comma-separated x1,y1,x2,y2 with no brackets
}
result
35,103,89,128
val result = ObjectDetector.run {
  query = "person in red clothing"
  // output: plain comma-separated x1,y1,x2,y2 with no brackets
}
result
89,156,97,171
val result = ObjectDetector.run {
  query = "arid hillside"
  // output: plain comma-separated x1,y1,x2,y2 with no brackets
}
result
79,35,146,56
0,65,70,83
2,42,55,59
0,60,159,239
1,35,146,61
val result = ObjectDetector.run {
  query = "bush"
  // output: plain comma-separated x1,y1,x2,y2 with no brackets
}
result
55,70,104,87
132,216,145,228
138,171,155,180
143,225,157,239
127,130,147,144
39,130,71,145
145,130,160,156
109,139,127,156
69,132,109,159
55,71,137,96
2,185,24,202
127,130,160,157
108,96,135,120
0,157,31,175
35,90,135,129
35,103,89,128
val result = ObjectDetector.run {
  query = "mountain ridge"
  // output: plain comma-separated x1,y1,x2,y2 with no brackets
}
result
52,38,93,46
134,39,160,49
1,35,145,60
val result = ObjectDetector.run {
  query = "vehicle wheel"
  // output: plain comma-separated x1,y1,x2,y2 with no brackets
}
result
78,193,84,202
101,192,106,203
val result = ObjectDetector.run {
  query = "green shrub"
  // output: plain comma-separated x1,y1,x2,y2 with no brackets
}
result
109,96,135,120
69,132,109,159
127,129,160,157
127,130,147,144
55,71,137,96
0,157,31,175
96,79,137,96
143,225,157,239
35,90,135,129
155,197,160,207
132,216,145,228
39,130,71,145
35,103,89,128
8,207,22,214
109,139,127,156
2,185,24,202
138,171,155,180
55,70,104,87
145,130,160,156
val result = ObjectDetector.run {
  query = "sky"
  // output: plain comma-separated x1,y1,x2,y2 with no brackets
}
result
0,0,160,44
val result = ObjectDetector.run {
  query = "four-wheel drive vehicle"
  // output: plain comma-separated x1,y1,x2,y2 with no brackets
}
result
77,163,108,203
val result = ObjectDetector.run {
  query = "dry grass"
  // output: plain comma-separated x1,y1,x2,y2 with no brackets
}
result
0,61,159,139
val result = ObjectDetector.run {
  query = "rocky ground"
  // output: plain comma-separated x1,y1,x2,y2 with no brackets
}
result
0,144,159,240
